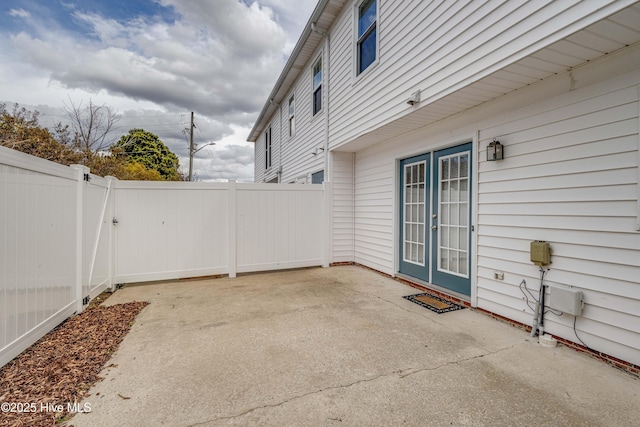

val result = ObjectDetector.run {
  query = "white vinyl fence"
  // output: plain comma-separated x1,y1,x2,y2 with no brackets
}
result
1,146,329,367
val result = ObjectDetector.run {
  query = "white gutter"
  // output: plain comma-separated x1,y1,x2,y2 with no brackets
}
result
248,0,331,142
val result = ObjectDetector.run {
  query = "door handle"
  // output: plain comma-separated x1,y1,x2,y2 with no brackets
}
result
431,225,437,230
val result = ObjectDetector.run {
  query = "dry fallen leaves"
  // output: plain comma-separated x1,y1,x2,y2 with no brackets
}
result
0,299,148,427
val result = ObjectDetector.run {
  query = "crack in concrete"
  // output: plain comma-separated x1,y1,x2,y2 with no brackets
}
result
188,342,524,426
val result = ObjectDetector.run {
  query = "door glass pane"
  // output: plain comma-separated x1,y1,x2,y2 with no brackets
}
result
450,227,458,250
460,203,468,225
440,248,449,270
441,181,449,202
460,178,468,202
459,230,467,251
459,251,468,275
451,180,459,202
441,226,449,247
437,151,471,278
460,154,469,178
451,157,459,179
442,159,449,180
402,160,427,266
441,204,449,225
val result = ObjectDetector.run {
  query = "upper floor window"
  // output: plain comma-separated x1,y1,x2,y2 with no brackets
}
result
288,95,295,137
357,0,377,75
265,126,272,169
312,57,322,115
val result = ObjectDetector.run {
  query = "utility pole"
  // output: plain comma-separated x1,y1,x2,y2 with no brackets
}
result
188,111,194,181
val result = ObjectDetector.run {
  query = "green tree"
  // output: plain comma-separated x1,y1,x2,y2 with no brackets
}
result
113,129,183,181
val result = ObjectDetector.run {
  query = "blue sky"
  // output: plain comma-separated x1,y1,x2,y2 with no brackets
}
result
0,0,317,181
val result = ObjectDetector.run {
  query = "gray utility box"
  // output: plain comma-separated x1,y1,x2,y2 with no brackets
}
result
548,285,583,316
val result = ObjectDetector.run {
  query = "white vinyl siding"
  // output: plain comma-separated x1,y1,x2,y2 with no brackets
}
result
328,0,635,150
351,49,640,366
354,144,395,275
332,152,355,263
279,48,326,184
476,77,640,367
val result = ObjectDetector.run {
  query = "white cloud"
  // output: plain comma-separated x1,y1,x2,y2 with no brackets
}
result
8,9,30,19
0,0,317,181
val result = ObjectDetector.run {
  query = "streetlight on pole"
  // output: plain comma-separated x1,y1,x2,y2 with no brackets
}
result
187,112,216,181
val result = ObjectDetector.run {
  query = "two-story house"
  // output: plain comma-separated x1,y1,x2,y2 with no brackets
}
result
249,0,640,369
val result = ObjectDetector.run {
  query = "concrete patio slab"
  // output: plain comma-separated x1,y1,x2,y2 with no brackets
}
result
71,266,639,426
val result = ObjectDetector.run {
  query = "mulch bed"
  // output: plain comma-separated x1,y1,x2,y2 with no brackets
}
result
0,295,148,427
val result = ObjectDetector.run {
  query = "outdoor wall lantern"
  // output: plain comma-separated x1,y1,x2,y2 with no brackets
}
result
487,140,504,161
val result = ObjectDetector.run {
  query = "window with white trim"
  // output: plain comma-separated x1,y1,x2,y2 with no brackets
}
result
312,57,322,115
357,0,377,75
264,126,272,169
288,95,295,137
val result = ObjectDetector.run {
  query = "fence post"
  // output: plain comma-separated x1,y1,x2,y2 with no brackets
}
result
228,179,237,278
71,164,89,314
323,181,333,268
105,176,117,291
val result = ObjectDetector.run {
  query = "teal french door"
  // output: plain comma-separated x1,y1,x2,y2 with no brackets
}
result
398,153,430,282
399,143,472,296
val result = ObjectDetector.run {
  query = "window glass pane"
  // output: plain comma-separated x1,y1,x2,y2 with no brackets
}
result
418,183,424,203
417,244,424,264
418,162,425,183
314,88,322,115
441,226,449,247
405,166,411,184
289,96,294,115
412,205,418,223
410,185,418,204
404,242,410,261
359,28,376,73
313,60,322,88
358,0,376,37
418,224,424,243
418,203,424,223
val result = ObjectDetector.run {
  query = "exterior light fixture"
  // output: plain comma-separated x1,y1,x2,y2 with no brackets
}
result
407,90,421,106
487,140,504,161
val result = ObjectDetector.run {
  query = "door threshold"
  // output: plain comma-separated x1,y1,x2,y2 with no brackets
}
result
395,273,471,305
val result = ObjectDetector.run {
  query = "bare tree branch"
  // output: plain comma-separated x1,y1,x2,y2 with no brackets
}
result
63,97,120,152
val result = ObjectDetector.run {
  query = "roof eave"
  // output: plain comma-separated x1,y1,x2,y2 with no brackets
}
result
247,0,331,142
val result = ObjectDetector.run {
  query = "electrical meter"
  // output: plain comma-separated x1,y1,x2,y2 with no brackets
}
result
530,241,551,266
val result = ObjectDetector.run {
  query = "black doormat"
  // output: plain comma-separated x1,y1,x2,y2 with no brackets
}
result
403,293,466,314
